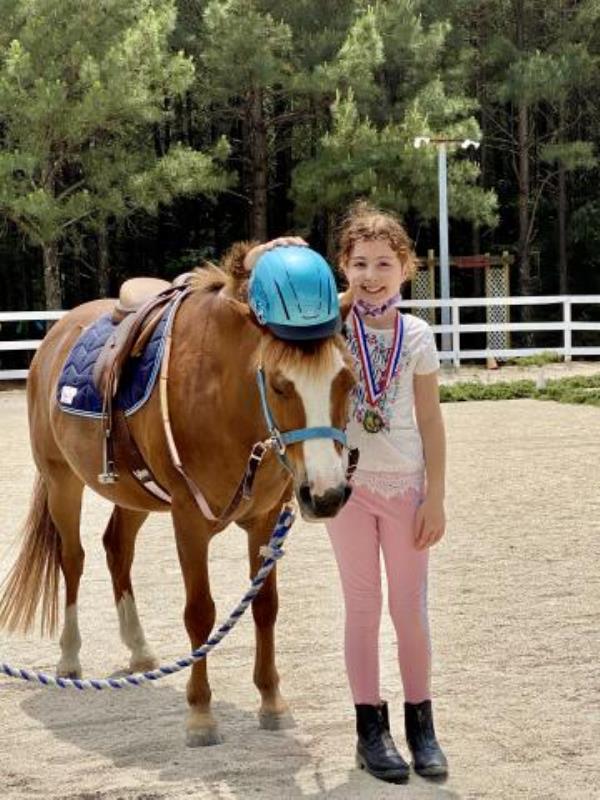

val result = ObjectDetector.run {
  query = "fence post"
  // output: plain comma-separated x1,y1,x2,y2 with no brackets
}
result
452,300,461,367
564,297,572,362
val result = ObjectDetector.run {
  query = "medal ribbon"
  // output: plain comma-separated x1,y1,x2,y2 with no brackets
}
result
351,309,404,406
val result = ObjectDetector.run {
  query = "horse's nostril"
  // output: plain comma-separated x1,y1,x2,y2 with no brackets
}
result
309,486,349,518
299,482,312,506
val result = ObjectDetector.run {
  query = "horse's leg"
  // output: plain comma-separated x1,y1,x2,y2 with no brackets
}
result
45,464,86,679
244,510,293,731
171,497,221,746
102,506,158,673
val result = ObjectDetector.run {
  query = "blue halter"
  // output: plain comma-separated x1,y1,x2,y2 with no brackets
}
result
255,367,349,466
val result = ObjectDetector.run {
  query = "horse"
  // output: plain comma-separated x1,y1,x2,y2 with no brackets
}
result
0,259,356,746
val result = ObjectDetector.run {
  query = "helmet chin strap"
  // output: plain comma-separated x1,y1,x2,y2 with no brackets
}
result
353,292,402,318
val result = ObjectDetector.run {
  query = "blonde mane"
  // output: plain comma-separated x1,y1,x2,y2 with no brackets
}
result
188,264,230,295
255,331,347,379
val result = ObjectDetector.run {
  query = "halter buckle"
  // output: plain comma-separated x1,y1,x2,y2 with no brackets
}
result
270,430,286,456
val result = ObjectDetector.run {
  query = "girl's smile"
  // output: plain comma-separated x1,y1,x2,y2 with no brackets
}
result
345,239,405,306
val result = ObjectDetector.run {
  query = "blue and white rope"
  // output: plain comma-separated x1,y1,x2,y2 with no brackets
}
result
0,506,295,690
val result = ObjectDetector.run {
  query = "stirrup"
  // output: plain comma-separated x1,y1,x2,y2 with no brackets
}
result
98,467,118,484
98,435,119,484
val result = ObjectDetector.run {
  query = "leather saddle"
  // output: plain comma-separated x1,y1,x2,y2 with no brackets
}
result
93,274,192,400
92,273,193,484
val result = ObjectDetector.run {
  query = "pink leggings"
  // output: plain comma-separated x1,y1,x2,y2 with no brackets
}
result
326,483,431,705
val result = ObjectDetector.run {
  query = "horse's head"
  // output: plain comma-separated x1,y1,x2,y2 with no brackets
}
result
257,332,356,520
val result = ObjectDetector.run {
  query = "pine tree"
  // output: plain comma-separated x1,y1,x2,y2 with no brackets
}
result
292,1,497,253
0,0,228,307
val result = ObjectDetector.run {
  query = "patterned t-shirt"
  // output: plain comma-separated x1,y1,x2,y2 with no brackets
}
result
344,312,440,496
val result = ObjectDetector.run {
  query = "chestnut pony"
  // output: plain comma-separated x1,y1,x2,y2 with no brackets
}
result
0,264,355,745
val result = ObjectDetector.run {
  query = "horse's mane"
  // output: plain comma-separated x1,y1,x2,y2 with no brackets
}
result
256,331,346,379
188,264,230,295
188,242,251,301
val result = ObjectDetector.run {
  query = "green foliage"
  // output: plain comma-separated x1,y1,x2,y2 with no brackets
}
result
540,141,597,172
1,0,600,311
201,0,293,98
505,351,562,367
440,380,536,402
0,0,228,253
440,374,600,408
314,7,384,106
293,85,497,227
0,0,232,310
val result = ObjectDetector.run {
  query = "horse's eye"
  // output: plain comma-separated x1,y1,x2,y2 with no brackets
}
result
270,374,292,397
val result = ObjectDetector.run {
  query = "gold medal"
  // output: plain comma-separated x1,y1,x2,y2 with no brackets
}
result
362,408,384,433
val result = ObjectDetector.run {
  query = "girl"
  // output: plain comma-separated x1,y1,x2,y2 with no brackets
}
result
327,202,447,783
241,204,447,784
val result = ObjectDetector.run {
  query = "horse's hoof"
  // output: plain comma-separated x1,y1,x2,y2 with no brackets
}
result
259,710,295,731
129,654,159,674
186,727,224,747
56,661,82,680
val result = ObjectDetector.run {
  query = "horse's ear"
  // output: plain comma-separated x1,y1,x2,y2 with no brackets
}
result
221,295,264,331
222,295,251,318
339,290,353,321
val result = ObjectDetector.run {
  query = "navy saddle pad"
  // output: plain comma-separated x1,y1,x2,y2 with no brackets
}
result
57,309,170,418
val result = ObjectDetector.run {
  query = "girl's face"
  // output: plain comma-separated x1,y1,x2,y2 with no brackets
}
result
344,238,405,305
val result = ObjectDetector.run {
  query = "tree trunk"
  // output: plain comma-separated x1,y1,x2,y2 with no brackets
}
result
98,225,111,298
43,242,62,310
247,87,268,241
557,100,568,295
516,103,532,296
557,161,568,295
515,3,531,298
326,211,337,265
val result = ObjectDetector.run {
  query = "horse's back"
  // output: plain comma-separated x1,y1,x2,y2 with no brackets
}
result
27,300,114,468
29,299,114,389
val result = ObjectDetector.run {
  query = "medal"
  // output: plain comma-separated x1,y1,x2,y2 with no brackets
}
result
352,309,404,433
362,408,384,433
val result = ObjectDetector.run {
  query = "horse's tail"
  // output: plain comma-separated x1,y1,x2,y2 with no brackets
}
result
0,474,61,636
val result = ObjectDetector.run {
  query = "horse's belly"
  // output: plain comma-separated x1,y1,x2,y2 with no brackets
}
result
50,408,169,512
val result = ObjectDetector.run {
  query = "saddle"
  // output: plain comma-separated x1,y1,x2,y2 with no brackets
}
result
93,273,193,484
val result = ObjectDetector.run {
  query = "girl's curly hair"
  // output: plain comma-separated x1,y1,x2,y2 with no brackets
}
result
337,200,417,282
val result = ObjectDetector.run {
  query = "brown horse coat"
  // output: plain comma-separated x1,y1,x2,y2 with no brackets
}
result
0,264,355,745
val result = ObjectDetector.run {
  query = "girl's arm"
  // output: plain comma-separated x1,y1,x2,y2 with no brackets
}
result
413,371,446,549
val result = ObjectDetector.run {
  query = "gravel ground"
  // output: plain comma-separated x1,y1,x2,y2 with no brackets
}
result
1,388,599,800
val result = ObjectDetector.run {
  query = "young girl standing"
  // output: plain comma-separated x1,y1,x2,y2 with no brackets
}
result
327,203,448,784
241,206,447,783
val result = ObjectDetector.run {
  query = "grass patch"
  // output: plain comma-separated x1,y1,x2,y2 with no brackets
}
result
504,351,562,367
440,373,600,407
440,380,535,402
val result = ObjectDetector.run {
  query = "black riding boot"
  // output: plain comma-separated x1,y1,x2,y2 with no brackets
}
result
355,702,409,783
404,700,448,777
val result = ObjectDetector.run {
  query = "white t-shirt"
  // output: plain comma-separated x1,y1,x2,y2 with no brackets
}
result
344,312,440,496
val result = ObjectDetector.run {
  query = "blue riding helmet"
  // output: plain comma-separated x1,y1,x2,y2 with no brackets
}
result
248,245,341,341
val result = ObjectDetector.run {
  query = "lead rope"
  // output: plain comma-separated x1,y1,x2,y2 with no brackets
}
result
0,506,295,690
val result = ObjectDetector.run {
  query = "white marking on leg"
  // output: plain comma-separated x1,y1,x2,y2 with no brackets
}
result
117,592,157,671
284,350,346,497
57,604,82,677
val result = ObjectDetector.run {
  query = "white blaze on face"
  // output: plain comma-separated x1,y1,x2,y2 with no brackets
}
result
283,350,346,498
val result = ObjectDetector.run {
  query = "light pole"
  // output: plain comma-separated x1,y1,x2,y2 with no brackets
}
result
413,136,480,355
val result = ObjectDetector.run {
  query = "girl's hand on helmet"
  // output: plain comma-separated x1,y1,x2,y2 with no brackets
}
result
244,237,308,271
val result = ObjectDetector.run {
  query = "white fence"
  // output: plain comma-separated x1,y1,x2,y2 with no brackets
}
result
397,295,600,366
0,296,599,380
0,311,64,380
